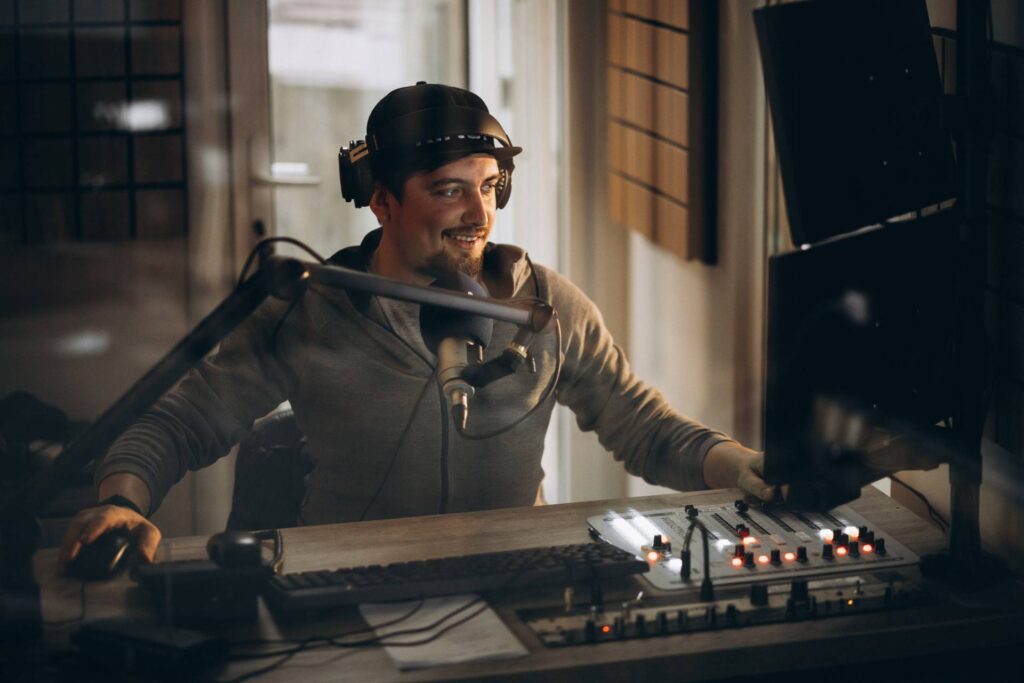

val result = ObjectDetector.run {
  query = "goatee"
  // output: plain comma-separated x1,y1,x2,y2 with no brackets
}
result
421,249,483,280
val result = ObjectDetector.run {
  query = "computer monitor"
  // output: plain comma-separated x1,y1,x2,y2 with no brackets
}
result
753,0,956,246
763,210,961,508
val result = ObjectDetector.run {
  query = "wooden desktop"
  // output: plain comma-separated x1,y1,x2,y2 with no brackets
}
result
31,486,1024,681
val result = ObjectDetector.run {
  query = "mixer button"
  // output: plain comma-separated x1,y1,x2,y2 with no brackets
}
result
585,618,597,642
848,541,860,557
750,583,769,606
770,549,782,565
822,544,834,560
677,609,689,631
875,538,887,555
790,579,809,602
744,552,756,568
635,613,647,636
734,499,749,513
656,610,669,633
796,546,809,562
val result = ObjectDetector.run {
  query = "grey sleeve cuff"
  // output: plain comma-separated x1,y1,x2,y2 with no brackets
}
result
643,427,734,492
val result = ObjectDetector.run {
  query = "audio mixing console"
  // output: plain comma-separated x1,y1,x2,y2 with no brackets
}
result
587,500,917,590
522,501,929,647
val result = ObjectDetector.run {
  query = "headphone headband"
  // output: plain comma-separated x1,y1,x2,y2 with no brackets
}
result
368,106,518,157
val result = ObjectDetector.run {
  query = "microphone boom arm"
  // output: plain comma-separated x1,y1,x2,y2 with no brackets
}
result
0,253,554,641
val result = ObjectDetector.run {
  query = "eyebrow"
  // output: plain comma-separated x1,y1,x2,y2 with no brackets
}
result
427,174,501,189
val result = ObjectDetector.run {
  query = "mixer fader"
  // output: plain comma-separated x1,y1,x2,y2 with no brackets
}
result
586,501,918,591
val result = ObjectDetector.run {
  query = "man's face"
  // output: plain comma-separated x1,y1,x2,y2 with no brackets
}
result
376,154,499,280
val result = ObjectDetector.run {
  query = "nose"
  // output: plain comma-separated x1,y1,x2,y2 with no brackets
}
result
462,187,490,226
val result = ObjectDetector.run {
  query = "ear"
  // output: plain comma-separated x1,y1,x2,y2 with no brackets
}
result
368,183,393,225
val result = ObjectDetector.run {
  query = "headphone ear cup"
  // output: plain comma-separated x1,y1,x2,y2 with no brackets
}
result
338,144,375,208
496,166,512,209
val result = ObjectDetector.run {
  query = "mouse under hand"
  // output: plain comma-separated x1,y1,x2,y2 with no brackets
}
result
66,527,135,581
59,502,162,580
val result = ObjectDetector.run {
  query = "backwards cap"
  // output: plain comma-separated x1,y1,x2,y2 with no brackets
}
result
366,82,522,176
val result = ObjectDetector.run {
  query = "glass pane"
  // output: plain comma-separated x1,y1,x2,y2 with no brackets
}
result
267,0,466,256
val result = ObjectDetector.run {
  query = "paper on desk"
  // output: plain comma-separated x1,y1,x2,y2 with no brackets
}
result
359,594,527,671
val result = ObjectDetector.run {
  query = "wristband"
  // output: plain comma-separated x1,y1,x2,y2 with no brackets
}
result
99,494,145,517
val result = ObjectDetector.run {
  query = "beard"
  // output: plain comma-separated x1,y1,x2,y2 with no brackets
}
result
420,246,484,280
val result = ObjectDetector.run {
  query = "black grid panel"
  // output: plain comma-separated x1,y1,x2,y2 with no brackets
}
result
932,26,1024,454
0,0,187,245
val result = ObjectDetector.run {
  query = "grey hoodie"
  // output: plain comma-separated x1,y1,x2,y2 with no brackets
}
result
96,229,731,523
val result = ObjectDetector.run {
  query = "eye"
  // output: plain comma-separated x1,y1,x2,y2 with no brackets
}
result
481,181,495,194
435,186,460,199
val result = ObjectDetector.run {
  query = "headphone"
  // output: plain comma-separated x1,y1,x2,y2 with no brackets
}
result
338,106,517,210
206,529,284,572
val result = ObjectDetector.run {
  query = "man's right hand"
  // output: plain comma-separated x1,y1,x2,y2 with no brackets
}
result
58,503,162,575
58,473,161,575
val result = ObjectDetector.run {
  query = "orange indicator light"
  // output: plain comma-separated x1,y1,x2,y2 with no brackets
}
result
742,536,758,546
836,546,848,556
844,526,860,541
757,554,769,564
601,625,611,633
731,557,744,568
847,599,856,606
862,543,874,554
783,552,797,562
647,551,660,563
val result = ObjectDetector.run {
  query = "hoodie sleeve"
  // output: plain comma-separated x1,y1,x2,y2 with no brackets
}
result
542,267,732,492
93,297,299,514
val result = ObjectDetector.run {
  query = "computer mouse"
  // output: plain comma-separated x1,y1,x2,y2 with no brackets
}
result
67,527,134,581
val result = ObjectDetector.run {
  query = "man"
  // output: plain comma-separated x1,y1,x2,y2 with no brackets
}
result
59,83,773,571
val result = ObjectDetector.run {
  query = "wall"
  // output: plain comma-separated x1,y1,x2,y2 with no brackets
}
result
626,0,767,498
561,0,768,502
564,0,631,502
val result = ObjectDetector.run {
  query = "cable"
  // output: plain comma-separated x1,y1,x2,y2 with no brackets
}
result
235,236,328,290
223,563,532,682
456,309,562,440
682,518,715,601
357,374,436,521
890,473,949,533
229,600,425,651
219,598,487,683
330,596,486,648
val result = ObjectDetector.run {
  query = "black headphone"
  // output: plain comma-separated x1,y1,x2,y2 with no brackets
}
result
338,106,517,210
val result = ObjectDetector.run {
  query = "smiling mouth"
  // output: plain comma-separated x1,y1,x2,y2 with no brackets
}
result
442,229,484,248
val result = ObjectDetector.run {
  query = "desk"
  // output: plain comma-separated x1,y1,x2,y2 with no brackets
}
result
28,487,1024,681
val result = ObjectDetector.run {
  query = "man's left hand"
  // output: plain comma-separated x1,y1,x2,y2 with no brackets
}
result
703,441,778,502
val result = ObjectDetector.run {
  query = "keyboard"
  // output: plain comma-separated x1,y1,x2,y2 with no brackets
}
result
263,542,648,613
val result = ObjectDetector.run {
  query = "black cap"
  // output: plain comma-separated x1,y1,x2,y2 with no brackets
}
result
366,82,521,175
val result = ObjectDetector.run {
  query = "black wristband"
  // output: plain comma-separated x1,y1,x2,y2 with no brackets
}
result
99,494,145,517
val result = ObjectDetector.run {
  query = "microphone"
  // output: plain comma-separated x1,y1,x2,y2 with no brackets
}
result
419,273,494,432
